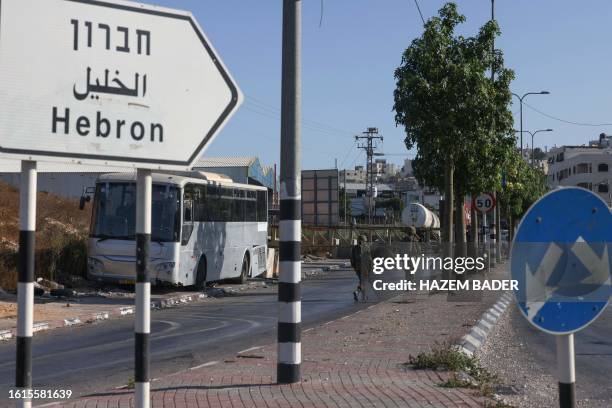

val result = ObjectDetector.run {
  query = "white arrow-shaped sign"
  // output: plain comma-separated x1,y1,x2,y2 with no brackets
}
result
570,237,610,287
0,0,242,170
524,242,562,321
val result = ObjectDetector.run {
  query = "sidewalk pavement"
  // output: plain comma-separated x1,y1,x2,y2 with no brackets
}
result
57,264,510,408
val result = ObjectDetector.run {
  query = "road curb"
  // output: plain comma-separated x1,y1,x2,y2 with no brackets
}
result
458,291,513,356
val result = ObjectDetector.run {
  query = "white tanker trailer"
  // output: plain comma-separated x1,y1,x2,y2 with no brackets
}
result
401,202,440,228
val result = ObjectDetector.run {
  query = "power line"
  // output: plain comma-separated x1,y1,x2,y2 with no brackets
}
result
349,148,364,168
319,0,324,28
413,0,425,24
524,102,612,127
245,95,356,136
243,101,354,138
338,141,358,169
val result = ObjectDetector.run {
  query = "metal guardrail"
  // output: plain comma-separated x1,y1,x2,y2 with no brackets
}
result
268,224,440,248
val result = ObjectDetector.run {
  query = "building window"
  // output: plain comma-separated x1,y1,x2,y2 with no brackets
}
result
575,163,591,174
598,163,608,172
598,183,609,193
577,182,592,190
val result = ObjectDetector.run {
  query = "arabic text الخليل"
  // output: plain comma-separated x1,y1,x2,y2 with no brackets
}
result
74,67,147,101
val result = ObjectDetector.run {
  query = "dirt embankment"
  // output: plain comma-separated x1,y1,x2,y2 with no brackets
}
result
0,181,92,291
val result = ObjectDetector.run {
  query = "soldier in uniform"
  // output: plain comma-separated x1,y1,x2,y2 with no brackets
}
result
350,235,371,302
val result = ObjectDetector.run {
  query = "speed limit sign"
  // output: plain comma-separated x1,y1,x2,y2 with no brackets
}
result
474,193,496,213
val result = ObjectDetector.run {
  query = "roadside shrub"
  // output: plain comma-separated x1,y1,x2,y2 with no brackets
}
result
0,235,87,291
0,181,91,291
0,250,18,291
36,234,88,284
406,343,497,385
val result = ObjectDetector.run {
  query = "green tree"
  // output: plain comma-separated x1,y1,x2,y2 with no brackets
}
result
498,149,547,241
394,2,515,247
339,188,352,222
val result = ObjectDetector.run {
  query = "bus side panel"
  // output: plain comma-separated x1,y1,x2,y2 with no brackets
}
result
178,238,199,286
218,222,246,280
180,221,232,283
179,218,268,283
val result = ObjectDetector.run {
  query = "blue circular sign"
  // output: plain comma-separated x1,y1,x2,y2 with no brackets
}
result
511,187,612,335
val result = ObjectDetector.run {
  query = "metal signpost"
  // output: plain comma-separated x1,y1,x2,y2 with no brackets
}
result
475,193,495,270
511,188,612,408
0,1,242,406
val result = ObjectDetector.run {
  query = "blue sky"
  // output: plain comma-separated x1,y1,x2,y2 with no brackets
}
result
150,0,612,170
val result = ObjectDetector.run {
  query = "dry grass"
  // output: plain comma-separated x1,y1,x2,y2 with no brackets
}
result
0,181,91,290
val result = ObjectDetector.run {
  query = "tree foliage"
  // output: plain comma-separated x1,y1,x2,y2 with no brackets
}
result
498,149,547,219
393,2,533,241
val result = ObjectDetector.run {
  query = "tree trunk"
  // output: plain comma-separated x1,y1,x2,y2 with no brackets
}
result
443,159,454,262
470,193,479,258
495,192,502,262
455,187,466,260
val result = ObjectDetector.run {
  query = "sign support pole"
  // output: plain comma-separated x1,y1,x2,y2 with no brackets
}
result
482,212,490,272
135,168,152,408
277,0,302,384
490,199,496,267
556,334,576,408
16,160,36,408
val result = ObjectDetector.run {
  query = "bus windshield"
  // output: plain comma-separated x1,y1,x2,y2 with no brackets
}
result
91,182,181,242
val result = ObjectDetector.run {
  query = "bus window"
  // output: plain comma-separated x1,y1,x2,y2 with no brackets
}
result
91,183,180,242
233,189,245,222
181,199,194,245
257,190,267,222
246,190,257,222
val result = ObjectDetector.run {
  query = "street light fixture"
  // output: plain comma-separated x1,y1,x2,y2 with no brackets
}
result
511,91,551,153
514,128,554,166
530,128,553,166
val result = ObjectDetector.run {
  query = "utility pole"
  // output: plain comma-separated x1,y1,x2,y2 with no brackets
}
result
277,0,301,384
343,170,347,225
355,127,383,225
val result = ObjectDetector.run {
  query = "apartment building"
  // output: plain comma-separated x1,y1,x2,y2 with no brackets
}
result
547,133,612,205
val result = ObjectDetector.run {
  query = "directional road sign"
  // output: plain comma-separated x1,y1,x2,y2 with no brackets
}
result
511,187,612,334
0,0,242,170
474,193,496,213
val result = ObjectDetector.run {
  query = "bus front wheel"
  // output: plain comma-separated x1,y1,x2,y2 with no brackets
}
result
234,254,249,284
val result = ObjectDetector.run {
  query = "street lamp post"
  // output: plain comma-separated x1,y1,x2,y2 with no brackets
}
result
512,91,551,153
514,129,554,166
530,129,553,166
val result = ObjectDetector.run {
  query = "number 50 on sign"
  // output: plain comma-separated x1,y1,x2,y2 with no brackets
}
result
474,193,496,213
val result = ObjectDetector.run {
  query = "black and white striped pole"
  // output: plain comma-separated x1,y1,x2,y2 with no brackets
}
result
16,160,36,408
135,169,152,408
557,334,576,408
277,0,301,384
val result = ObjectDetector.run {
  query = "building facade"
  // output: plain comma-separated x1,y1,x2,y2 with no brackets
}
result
547,134,612,205
0,156,276,199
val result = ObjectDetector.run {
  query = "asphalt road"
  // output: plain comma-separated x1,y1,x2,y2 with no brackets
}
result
0,268,370,404
512,304,612,404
